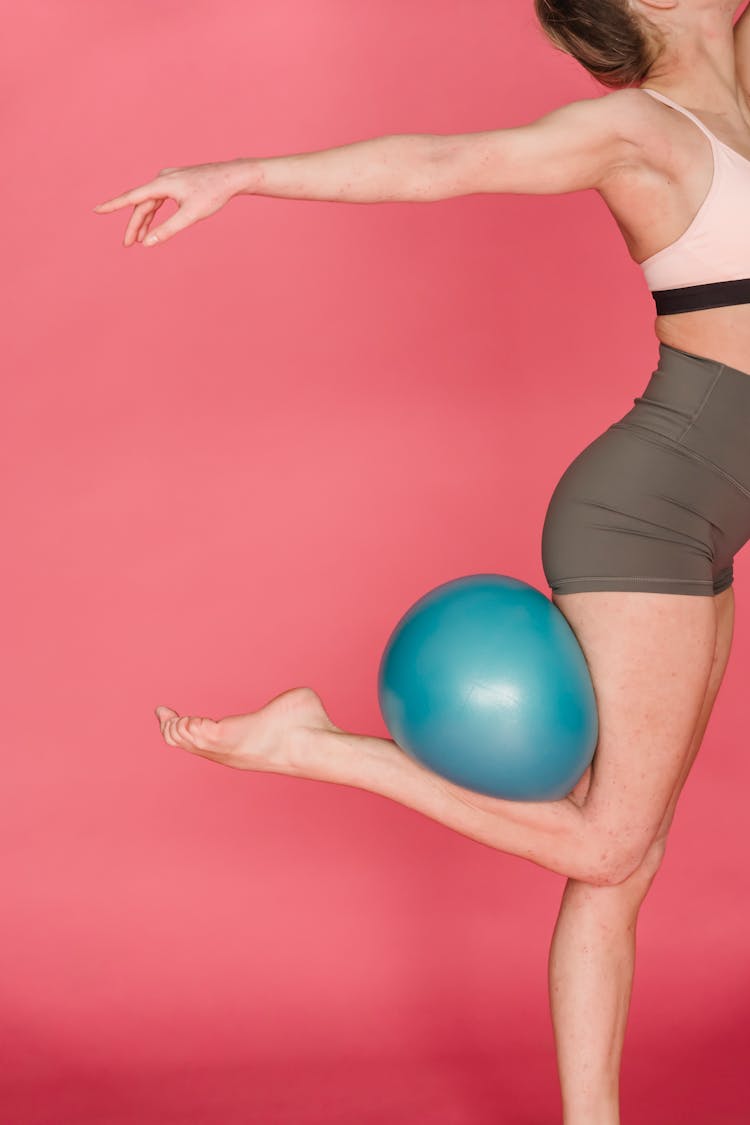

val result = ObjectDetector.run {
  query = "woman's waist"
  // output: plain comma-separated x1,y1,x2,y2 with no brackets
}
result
655,315,750,378
611,342,750,492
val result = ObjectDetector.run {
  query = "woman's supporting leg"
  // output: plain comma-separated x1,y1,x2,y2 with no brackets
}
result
548,587,735,1125
156,589,719,887
549,852,663,1125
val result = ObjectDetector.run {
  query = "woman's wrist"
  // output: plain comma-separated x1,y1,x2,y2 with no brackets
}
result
227,157,264,196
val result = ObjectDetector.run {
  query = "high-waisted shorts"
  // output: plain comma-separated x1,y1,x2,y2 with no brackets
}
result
541,342,750,596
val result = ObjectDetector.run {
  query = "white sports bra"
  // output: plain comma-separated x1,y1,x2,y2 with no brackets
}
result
638,87,750,315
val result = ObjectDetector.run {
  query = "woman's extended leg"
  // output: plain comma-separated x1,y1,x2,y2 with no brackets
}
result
155,589,718,887
548,586,735,1125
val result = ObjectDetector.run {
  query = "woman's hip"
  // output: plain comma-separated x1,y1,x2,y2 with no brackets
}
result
540,343,750,596
610,341,750,497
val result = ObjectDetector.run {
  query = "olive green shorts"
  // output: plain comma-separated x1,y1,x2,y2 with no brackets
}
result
542,343,750,596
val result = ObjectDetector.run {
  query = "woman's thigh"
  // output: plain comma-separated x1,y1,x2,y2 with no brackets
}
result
649,584,735,845
567,586,735,827
539,344,750,872
550,588,718,876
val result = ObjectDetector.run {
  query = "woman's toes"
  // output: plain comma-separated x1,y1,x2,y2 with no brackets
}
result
161,715,188,750
171,716,198,749
173,716,191,741
154,706,221,753
155,705,179,740
186,717,222,750
179,715,210,747
164,714,219,752
160,722,180,748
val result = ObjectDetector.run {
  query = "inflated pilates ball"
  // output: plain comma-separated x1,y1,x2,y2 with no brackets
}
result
377,574,599,801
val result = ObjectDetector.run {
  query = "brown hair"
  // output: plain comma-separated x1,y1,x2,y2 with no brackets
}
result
533,0,667,89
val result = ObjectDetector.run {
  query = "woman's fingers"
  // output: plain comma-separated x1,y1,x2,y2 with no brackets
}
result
142,203,201,246
137,197,168,242
94,168,181,213
135,204,156,243
124,199,158,247
94,164,235,246
94,182,161,213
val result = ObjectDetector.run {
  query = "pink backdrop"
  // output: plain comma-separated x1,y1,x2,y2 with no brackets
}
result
5,1,749,1121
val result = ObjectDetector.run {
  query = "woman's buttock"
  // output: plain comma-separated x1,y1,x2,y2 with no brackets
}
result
541,343,750,597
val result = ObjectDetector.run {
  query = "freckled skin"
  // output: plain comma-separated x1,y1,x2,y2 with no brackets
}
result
95,6,747,1115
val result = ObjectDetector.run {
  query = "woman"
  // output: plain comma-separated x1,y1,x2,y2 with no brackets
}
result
94,1,750,1121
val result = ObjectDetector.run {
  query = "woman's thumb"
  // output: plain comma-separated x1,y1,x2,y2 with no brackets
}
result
144,212,188,245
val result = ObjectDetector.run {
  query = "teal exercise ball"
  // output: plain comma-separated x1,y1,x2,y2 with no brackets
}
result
377,574,598,801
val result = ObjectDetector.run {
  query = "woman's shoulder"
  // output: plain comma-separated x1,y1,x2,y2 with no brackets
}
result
591,86,710,179
593,87,675,150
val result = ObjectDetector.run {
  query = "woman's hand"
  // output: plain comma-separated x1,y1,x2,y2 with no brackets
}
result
93,159,250,247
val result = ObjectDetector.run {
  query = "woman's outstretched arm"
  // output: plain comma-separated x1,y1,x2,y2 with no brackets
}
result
235,87,644,201
93,88,645,245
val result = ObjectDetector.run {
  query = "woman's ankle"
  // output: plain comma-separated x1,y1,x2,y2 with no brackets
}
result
562,1088,620,1125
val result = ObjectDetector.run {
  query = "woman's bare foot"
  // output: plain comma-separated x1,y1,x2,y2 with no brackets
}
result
154,686,339,773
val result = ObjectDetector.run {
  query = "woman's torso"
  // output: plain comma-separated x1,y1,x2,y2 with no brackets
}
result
597,83,750,374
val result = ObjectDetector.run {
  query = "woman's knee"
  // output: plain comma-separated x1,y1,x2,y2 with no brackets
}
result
597,833,668,889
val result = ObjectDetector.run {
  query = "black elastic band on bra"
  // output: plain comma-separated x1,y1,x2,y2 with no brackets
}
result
652,277,750,315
